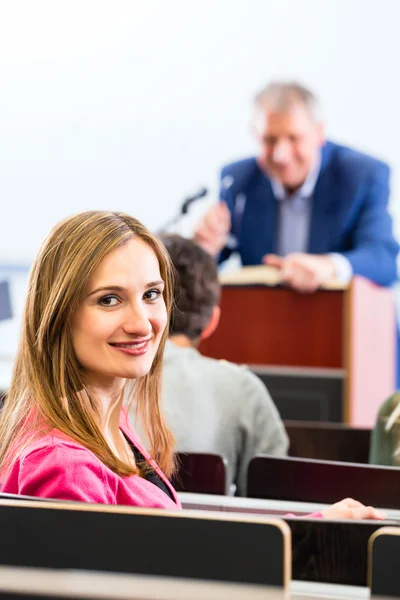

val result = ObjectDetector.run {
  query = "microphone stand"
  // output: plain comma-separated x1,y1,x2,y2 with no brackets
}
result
157,187,208,235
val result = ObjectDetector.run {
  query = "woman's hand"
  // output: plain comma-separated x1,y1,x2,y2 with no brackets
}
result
322,498,386,520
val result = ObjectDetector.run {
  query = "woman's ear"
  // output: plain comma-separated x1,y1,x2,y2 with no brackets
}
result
200,306,221,341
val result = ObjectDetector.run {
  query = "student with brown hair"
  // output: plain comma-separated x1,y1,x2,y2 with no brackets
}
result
0,211,179,508
158,234,288,496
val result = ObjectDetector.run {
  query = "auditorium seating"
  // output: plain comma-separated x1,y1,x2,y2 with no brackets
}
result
0,498,291,588
0,568,286,600
247,455,400,509
368,526,400,596
172,452,228,495
285,420,371,463
179,491,400,587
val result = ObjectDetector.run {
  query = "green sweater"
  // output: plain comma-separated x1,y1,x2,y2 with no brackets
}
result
369,393,400,466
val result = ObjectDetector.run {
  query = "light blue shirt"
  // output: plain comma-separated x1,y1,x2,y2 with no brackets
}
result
270,155,352,284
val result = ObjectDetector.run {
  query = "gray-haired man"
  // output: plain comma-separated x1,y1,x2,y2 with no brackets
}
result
195,81,398,292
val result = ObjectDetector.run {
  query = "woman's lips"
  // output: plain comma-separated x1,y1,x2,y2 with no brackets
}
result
109,339,150,356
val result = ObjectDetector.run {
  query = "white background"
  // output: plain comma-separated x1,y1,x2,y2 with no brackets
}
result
0,0,399,264
1,0,400,378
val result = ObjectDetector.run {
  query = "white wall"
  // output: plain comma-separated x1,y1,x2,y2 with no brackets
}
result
1,0,400,264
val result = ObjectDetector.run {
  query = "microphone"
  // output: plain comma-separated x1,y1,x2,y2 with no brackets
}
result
157,186,208,235
181,187,208,215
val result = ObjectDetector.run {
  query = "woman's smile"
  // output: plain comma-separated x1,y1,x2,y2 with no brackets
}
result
109,337,152,356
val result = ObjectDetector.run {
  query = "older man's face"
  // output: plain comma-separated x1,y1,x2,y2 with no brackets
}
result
255,103,324,192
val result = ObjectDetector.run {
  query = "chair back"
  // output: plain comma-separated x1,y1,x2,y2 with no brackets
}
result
173,452,228,495
0,499,291,588
247,455,400,508
368,527,400,596
285,420,371,463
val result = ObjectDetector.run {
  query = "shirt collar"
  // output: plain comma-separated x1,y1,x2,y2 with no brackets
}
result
270,150,321,201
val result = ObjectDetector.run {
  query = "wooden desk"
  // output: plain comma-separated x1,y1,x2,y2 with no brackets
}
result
200,277,396,426
0,567,284,600
0,499,290,588
179,492,400,587
368,527,400,596
247,455,400,509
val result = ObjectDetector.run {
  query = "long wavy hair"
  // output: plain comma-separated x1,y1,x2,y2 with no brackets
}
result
0,211,176,480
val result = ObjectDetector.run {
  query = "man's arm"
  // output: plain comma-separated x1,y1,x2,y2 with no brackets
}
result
193,201,231,259
194,167,238,262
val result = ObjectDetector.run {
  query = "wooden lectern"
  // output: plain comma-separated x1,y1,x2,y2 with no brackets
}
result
200,273,395,427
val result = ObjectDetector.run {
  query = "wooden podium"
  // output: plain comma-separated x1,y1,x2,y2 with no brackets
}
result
200,276,396,427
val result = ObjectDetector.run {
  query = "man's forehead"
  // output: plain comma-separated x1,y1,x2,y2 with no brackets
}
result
253,102,316,134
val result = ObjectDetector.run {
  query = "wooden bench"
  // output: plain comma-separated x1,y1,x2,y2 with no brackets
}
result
285,420,371,463
172,452,228,495
0,499,290,588
247,455,400,509
368,526,400,596
179,491,400,587
0,567,288,600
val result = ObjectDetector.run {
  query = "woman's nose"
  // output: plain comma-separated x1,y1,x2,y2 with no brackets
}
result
123,304,152,337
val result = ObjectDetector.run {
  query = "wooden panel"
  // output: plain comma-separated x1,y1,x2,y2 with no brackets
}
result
180,493,392,587
0,569,287,600
256,373,344,422
345,277,396,426
0,500,290,588
285,421,371,463
200,286,344,368
172,453,228,495
288,518,385,586
247,455,400,509
368,527,400,596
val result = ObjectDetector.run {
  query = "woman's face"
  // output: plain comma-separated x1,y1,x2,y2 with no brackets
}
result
71,238,167,386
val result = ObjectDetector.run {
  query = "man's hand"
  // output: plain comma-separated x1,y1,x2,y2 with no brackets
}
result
263,252,336,293
322,498,386,520
194,202,231,257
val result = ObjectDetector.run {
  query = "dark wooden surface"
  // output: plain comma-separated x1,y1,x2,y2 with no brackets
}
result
285,421,371,463
257,375,344,422
172,452,228,495
288,518,395,586
247,455,400,509
369,529,400,596
180,494,400,586
0,502,287,587
200,286,344,368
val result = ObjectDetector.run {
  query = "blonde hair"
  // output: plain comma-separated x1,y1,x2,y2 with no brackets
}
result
0,211,176,480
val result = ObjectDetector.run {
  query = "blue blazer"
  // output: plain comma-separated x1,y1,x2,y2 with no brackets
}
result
219,141,399,286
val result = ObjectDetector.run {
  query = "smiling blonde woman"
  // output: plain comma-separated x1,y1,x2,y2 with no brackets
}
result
0,211,179,508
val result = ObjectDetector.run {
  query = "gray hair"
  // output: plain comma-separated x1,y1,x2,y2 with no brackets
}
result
254,81,322,122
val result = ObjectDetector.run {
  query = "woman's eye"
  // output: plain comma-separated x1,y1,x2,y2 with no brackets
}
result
98,295,120,307
145,289,162,301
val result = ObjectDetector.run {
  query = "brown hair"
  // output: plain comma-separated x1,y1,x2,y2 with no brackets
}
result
161,235,220,340
0,211,176,479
